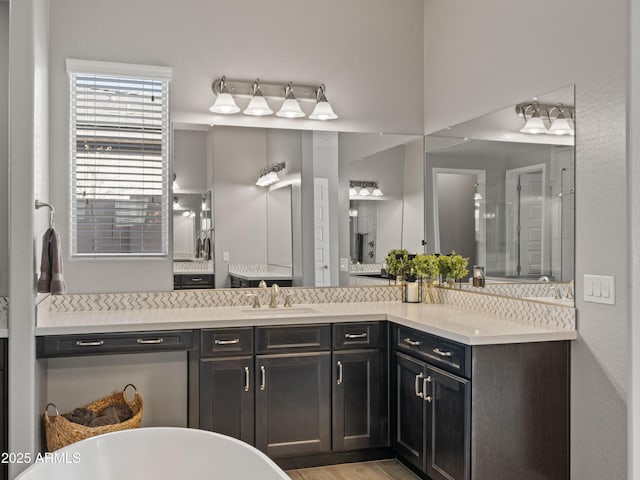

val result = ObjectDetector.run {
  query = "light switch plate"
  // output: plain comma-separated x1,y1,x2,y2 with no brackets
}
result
223,251,229,262
340,258,349,272
584,274,615,305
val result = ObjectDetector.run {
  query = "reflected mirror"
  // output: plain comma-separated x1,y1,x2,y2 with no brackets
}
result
171,125,424,289
425,85,575,304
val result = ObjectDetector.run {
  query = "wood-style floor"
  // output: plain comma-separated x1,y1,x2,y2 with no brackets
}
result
286,459,419,480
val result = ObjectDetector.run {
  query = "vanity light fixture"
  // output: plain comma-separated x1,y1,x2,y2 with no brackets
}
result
516,102,575,136
276,83,305,118
473,183,482,201
256,162,286,187
243,79,274,116
309,84,338,120
209,76,338,120
173,196,181,210
201,195,207,211
172,173,180,191
209,76,241,114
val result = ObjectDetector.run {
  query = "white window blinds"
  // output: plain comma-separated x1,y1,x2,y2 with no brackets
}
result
68,60,171,256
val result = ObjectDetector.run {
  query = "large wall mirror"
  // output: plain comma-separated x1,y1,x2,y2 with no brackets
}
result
425,85,575,304
171,125,424,289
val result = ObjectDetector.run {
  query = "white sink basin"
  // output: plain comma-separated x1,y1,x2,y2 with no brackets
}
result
239,307,320,315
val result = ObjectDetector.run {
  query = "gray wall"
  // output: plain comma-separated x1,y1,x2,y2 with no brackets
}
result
173,129,208,193
402,138,425,254
425,0,628,478
0,3,8,297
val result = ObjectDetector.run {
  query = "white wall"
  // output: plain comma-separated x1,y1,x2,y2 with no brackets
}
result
0,3,8,297
402,138,425,255
173,129,208,193
425,1,628,478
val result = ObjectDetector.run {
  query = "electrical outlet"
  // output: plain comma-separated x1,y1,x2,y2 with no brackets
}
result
223,251,229,262
584,275,615,305
340,258,349,272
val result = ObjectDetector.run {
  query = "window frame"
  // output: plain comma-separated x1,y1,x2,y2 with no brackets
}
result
66,59,172,258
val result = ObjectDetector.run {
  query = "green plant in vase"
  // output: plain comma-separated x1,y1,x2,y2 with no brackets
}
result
449,251,470,287
412,253,439,303
384,249,409,283
436,254,452,285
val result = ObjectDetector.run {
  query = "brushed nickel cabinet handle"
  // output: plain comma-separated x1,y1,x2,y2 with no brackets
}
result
404,338,421,347
214,338,240,345
191,277,203,282
260,365,266,391
345,333,368,339
137,338,164,344
337,361,343,385
433,348,452,357
423,376,431,402
75,340,104,347
244,366,250,392
415,372,424,398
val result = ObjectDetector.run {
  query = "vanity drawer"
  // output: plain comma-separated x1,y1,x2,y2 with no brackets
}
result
332,322,383,350
255,324,331,354
36,330,194,358
394,325,470,378
174,274,215,289
200,328,253,357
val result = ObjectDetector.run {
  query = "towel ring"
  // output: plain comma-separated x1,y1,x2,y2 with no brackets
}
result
35,200,55,229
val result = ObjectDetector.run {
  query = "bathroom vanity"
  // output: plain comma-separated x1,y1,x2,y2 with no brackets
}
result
35,289,575,479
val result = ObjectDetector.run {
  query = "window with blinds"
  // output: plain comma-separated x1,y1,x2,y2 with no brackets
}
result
68,61,171,257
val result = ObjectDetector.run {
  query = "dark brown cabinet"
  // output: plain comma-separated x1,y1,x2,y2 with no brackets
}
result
393,338,471,480
332,322,388,452
198,328,254,445
200,357,255,445
392,325,569,480
255,353,331,458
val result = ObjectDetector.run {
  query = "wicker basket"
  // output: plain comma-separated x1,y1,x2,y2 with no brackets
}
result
43,384,143,451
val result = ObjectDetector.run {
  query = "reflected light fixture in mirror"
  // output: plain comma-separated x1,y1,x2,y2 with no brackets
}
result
519,102,547,134
256,162,286,187
548,105,574,136
516,102,574,136
349,181,384,199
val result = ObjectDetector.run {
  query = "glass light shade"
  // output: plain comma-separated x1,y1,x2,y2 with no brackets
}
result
309,100,338,120
244,94,273,116
173,199,181,210
349,209,358,217
520,115,547,134
548,117,574,135
209,92,240,114
359,187,371,196
256,171,280,187
349,187,358,197
474,192,483,201
371,187,383,196
276,98,305,118
182,210,191,217
172,179,180,190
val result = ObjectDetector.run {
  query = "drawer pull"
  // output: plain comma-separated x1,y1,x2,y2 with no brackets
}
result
214,338,241,345
433,348,452,357
337,361,343,385
244,366,250,392
404,337,422,347
137,338,164,345
345,333,368,339
75,340,104,347
190,277,203,282
415,372,424,398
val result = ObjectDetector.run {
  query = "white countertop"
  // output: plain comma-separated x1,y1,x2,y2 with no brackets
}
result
229,271,293,281
35,301,576,345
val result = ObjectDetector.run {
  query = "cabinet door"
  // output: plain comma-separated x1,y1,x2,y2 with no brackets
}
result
392,351,428,472
333,349,387,451
255,352,331,458
200,357,254,445
426,365,470,480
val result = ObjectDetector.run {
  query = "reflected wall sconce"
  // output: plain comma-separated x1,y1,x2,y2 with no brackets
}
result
173,196,181,210
256,162,286,187
172,173,180,190
349,181,384,198
516,102,575,136
210,76,338,121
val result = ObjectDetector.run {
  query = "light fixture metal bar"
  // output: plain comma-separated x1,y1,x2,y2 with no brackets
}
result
212,78,321,102
515,102,574,121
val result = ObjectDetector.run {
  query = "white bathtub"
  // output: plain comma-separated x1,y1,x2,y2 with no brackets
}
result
15,427,290,480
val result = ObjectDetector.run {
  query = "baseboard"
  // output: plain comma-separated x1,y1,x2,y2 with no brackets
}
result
275,447,395,470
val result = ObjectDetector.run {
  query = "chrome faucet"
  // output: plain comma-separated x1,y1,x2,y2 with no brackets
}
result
245,293,261,309
269,283,280,308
